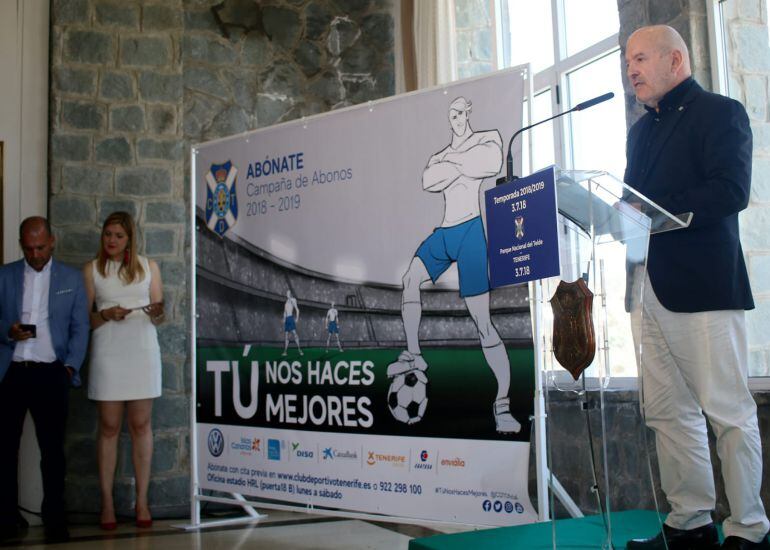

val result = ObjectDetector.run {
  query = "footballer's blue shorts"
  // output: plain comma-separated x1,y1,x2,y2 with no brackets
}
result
328,321,339,334
415,216,490,298
284,315,296,332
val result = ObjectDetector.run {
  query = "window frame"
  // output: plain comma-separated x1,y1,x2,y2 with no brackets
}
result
494,0,770,389
494,0,637,388
707,0,770,389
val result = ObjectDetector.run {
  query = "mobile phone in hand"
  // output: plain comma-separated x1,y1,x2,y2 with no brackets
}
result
19,324,37,337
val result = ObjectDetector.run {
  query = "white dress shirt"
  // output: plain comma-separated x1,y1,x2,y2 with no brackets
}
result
12,259,57,363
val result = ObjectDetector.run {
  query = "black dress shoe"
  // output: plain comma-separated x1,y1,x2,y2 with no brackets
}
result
626,522,719,549
722,535,770,549
44,524,70,544
13,512,29,530
0,523,22,543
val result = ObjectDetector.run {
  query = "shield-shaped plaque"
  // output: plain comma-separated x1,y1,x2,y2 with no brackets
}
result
550,278,596,380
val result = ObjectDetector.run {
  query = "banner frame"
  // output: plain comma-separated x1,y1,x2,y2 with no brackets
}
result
181,65,572,531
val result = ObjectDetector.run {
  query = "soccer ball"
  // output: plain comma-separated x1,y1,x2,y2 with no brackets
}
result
387,370,428,424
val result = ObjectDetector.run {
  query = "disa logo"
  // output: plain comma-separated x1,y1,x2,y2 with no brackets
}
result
292,442,314,459
207,428,224,457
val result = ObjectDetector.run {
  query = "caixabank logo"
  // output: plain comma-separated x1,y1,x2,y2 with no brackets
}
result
322,447,358,461
207,428,225,457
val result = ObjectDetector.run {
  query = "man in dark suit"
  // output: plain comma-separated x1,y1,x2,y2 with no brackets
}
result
622,26,768,550
0,217,89,543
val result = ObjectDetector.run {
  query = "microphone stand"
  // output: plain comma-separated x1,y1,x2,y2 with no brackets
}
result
496,92,615,186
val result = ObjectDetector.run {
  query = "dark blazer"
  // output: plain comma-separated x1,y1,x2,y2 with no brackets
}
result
0,259,90,385
624,80,754,312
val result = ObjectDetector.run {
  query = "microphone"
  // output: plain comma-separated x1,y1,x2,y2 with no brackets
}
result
573,92,614,111
497,91,615,185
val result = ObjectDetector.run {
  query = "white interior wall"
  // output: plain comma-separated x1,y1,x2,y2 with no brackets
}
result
0,0,51,526
0,0,49,262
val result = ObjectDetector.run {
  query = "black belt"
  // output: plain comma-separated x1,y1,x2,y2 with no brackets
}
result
11,360,60,368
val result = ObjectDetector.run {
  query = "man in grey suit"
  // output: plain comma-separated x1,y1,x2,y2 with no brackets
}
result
0,217,89,543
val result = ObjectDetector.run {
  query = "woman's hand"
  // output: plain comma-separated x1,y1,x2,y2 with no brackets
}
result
142,302,165,324
100,305,130,322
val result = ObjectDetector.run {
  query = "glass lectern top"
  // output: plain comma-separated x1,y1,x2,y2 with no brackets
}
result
555,169,692,243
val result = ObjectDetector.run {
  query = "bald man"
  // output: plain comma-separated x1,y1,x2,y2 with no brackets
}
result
387,96,521,434
623,26,767,550
0,217,89,543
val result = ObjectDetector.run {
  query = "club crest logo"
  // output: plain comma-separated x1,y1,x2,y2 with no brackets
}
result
514,215,524,239
205,161,239,237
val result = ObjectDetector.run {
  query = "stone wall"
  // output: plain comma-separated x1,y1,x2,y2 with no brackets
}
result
454,0,494,79
50,0,190,517
49,0,395,518
617,0,712,125
720,0,770,376
540,390,770,522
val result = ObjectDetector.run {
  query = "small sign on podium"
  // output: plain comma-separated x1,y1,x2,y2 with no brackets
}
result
485,166,560,287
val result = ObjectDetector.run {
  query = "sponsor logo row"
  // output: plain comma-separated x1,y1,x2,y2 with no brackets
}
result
206,428,468,471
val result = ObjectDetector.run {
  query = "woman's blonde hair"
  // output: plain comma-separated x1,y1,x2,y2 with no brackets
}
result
96,211,145,284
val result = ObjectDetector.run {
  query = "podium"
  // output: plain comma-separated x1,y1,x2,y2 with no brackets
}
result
486,167,691,549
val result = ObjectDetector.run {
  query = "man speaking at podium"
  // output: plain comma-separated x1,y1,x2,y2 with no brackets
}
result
623,26,769,550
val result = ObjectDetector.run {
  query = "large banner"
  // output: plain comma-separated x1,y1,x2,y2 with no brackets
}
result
194,68,537,526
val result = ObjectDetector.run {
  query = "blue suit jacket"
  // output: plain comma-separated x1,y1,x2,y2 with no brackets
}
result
624,80,754,312
0,258,90,386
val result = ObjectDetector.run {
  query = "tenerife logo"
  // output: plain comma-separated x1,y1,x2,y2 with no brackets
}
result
268,438,281,461
207,428,224,457
414,449,433,470
323,447,334,460
205,160,238,237
366,451,407,467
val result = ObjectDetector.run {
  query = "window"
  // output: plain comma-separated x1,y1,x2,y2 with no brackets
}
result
495,1,634,382
496,0,624,175
709,0,770,383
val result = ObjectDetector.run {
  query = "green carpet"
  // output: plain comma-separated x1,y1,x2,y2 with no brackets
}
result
409,510,668,549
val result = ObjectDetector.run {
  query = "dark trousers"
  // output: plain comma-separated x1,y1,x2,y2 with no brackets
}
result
0,362,70,526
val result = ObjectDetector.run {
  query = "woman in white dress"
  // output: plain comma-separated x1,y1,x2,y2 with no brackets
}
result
83,212,164,530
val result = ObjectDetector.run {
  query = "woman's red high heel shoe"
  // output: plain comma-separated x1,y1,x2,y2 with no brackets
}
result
135,508,152,529
100,521,117,531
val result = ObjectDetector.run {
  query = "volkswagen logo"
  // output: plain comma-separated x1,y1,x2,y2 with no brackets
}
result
207,428,225,457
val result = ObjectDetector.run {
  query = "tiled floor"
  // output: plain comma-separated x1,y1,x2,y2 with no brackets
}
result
1,509,473,549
